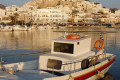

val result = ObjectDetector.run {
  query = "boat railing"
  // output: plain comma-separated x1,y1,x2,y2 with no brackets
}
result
61,53,111,72
0,50,51,64
62,53,105,65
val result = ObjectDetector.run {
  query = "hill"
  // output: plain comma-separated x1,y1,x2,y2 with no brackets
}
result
0,4,6,9
23,0,62,8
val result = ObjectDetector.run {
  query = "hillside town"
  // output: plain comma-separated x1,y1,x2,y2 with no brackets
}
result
0,0,120,27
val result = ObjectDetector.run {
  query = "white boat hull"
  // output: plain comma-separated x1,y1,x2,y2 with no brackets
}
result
44,56,115,80
0,55,115,80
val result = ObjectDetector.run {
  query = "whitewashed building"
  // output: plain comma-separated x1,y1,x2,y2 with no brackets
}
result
17,12,33,23
0,9,10,23
32,8,69,24
20,5,38,13
0,9,5,22
74,13,87,22
115,10,120,16
101,8,111,14
74,1,91,13
62,0,83,2
0,9,6,16
56,5,72,14
6,5,20,16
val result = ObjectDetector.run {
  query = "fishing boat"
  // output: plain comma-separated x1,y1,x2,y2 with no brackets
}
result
0,31,117,80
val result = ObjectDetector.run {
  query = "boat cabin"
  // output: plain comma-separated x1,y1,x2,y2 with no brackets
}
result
39,36,95,71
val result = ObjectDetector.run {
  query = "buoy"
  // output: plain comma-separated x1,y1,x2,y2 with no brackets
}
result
94,40,104,50
67,75,74,80
95,71,104,78
99,72,114,80
67,35,80,40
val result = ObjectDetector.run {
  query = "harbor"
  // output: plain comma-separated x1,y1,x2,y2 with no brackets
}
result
0,0,120,80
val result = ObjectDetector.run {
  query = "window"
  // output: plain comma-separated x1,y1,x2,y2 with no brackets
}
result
16,8,18,11
54,42,74,54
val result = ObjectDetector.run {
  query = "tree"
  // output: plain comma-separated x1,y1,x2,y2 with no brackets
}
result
9,13,19,25
14,13,19,24
9,16,15,25
72,10,79,14
84,0,90,1
57,1,61,6
110,8,118,13
103,6,106,8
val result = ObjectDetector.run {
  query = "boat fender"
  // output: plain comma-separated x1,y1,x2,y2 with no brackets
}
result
94,40,104,50
8,69,15,75
95,70,104,78
0,62,6,71
81,59,89,69
67,75,74,80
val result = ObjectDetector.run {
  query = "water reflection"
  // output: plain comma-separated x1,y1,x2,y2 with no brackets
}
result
0,30,62,53
0,28,117,51
99,72,114,80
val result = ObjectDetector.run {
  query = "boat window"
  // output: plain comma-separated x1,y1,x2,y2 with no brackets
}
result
54,42,74,54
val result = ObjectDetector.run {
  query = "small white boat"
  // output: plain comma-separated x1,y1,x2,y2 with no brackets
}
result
0,26,13,32
27,27,32,31
37,26,46,30
0,31,116,80
13,25,27,31
37,25,53,30
46,25,52,29
29,26,36,30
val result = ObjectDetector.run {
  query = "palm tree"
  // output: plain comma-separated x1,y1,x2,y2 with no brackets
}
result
14,13,19,25
9,13,19,25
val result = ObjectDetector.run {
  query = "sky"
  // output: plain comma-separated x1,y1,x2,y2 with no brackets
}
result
0,0,32,6
0,0,120,9
91,0,120,9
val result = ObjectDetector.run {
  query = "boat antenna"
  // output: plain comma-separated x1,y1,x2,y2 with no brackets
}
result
114,32,117,55
105,33,107,59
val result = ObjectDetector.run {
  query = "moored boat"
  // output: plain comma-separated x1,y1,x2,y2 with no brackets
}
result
0,31,117,80
37,26,46,30
0,26,13,32
13,25,27,31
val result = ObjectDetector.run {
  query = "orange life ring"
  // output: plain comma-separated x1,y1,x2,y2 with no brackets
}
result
67,35,80,40
94,40,104,50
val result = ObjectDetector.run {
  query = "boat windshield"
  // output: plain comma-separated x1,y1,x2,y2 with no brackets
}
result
54,42,74,54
